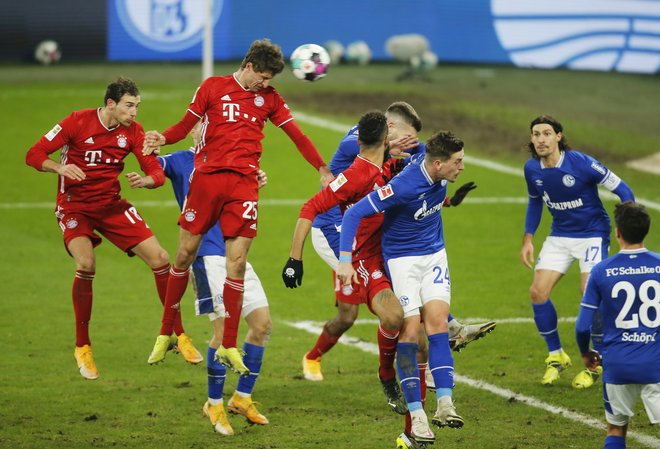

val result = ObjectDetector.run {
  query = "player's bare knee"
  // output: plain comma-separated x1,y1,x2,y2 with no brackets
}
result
75,257,95,272
529,284,550,303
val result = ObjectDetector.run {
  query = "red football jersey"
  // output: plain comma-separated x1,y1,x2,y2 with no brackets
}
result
300,156,386,260
25,108,164,209
186,74,293,175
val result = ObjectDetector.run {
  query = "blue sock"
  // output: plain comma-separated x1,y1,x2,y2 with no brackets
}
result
236,342,265,395
207,346,226,401
604,435,625,449
428,332,454,394
396,342,421,411
532,299,562,351
448,313,455,322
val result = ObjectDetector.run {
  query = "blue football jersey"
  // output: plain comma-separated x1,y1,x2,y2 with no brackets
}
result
524,150,617,238
580,249,660,384
355,152,448,261
158,150,225,257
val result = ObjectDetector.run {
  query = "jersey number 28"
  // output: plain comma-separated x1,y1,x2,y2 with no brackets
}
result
613,279,660,329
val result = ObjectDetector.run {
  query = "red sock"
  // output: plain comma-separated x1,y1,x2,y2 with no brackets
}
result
160,266,189,336
152,263,184,335
404,362,428,435
378,324,399,381
221,277,244,348
307,323,340,359
72,270,94,347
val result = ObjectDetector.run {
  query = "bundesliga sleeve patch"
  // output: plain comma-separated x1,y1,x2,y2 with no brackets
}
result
377,184,394,200
329,173,348,192
45,124,62,141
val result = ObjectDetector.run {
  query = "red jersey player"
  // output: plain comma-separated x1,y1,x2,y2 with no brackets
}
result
282,111,408,415
25,77,203,380
143,39,332,373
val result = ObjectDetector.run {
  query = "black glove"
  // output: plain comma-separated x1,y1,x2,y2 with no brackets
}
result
282,257,303,288
448,181,477,206
382,158,406,184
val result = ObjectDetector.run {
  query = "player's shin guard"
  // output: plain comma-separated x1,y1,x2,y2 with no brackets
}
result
236,342,264,396
532,299,562,352
307,323,340,359
396,342,422,410
378,324,399,381
428,332,454,397
207,346,227,403
153,263,185,336
160,266,189,336
73,270,95,347
221,278,244,349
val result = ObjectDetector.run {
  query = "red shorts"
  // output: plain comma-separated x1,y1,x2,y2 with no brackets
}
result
180,170,259,238
55,199,154,256
335,255,391,312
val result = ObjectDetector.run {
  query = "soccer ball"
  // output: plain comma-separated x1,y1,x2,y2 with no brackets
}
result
290,44,330,82
34,40,61,65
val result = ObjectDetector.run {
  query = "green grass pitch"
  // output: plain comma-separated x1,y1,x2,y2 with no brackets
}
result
1,62,659,448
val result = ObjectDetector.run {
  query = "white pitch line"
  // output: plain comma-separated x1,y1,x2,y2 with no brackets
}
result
294,112,660,212
284,319,660,449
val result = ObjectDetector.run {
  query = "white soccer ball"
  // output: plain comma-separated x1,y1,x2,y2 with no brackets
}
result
34,40,61,65
290,43,330,82
345,41,372,65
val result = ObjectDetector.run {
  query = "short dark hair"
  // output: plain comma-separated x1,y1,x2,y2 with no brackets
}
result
425,131,463,161
614,202,650,244
241,39,284,75
527,115,570,159
385,101,422,132
104,77,139,105
358,111,388,147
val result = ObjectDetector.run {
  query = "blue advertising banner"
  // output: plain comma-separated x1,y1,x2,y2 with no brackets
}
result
108,0,660,74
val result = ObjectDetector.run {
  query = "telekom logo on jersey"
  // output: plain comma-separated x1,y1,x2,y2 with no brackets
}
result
84,150,120,166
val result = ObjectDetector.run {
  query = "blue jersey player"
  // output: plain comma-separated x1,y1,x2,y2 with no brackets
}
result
338,131,470,445
302,102,492,387
575,202,658,449
301,102,421,383
158,123,271,436
520,115,634,388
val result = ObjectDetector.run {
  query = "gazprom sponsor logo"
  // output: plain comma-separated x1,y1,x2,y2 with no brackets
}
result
492,0,660,74
414,199,443,220
541,191,583,211
115,0,224,52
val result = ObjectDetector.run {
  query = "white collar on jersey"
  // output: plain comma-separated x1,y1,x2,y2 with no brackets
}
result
420,160,434,185
232,72,250,92
619,248,648,254
540,150,565,169
356,155,382,170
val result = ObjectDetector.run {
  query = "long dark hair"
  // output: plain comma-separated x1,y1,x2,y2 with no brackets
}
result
527,115,570,159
